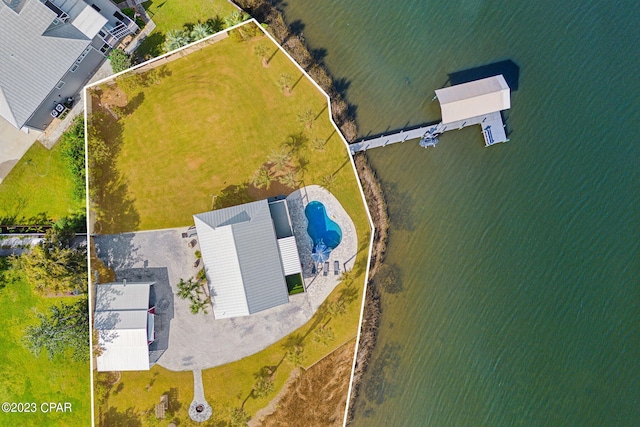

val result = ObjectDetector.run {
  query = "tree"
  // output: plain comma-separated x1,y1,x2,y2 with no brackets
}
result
227,406,250,427
268,148,290,171
176,278,198,300
251,166,273,189
254,43,270,67
14,227,88,295
311,136,327,151
224,10,249,29
285,344,305,367
278,170,299,188
108,48,132,73
60,116,86,200
163,29,191,52
190,22,212,40
277,73,293,95
321,173,336,191
297,108,315,129
312,325,335,346
23,297,89,361
252,376,274,398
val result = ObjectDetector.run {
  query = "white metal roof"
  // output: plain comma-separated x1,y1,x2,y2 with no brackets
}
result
94,282,152,312
193,200,290,319
96,327,151,371
277,236,302,276
94,282,153,371
435,75,510,124
72,5,107,38
194,217,250,318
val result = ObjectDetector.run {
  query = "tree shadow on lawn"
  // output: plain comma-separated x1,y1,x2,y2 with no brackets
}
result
135,32,166,61
88,101,140,234
102,406,142,427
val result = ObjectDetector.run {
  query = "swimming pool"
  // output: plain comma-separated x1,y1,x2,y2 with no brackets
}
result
305,201,342,249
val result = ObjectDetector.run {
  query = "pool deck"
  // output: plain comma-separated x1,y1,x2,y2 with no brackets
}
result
287,185,358,302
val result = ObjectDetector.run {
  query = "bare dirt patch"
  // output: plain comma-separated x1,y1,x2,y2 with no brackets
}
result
253,340,356,427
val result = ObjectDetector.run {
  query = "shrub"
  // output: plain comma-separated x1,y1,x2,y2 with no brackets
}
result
108,48,132,74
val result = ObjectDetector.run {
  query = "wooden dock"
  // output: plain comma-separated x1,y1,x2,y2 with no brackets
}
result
349,111,507,154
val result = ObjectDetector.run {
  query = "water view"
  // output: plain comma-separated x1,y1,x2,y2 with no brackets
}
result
281,0,640,425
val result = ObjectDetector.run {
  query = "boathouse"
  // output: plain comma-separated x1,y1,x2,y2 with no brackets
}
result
349,74,512,153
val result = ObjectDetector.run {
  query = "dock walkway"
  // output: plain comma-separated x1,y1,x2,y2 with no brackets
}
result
349,111,507,154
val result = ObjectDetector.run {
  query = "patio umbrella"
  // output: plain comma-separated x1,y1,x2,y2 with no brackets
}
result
311,242,330,264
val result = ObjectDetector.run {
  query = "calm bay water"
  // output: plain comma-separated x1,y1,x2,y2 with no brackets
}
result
281,0,640,425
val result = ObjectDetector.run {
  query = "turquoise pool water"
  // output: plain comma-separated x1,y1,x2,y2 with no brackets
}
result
305,201,342,249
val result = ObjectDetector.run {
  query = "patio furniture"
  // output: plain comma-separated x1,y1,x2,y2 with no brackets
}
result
323,262,329,276
334,260,340,275
188,239,197,248
182,232,188,238
193,258,200,268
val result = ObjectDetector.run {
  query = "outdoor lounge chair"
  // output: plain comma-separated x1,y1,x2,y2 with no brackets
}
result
324,262,329,276
188,239,197,248
334,260,340,275
193,258,200,268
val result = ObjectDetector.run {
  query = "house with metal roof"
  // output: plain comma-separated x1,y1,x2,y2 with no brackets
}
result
193,198,303,319
0,0,138,132
94,281,155,371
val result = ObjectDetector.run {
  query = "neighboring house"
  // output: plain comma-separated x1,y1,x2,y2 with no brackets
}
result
193,198,303,319
0,0,138,132
94,281,155,371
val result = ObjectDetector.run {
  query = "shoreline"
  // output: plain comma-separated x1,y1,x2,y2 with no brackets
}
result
231,1,389,424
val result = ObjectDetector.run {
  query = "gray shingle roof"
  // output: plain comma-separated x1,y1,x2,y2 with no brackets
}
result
0,0,91,128
194,200,290,317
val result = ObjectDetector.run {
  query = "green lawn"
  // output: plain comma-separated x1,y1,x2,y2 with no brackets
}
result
91,26,371,426
0,142,83,222
137,0,238,58
0,269,91,426
92,32,362,235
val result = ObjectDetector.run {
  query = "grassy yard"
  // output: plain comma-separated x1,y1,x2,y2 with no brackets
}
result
0,142,83,222
0,269,91,426
91,26,371,426
91,32,360,235
137,0,238,58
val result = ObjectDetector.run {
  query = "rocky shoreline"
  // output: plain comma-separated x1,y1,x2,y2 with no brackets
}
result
231,1,389,424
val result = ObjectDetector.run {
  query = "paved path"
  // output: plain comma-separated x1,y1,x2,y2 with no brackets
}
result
188,370,212,422
93,186,359,371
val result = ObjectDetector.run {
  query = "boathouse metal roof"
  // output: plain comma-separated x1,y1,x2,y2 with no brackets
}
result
435,75,510,124
193,200,290,319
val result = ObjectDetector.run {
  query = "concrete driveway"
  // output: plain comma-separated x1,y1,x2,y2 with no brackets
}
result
0,117,41,183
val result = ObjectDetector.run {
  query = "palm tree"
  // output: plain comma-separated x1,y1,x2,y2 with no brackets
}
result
313,325,335,346
278,170,298,188
268,148,290,171
176,278,196,300
251,166,273,189
277,73,293,96
321,173,336,191
163,30,190,52
224,10,249,29
190,22,212,40
311,136,327,151
254,43,270,67
297,108,315,129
